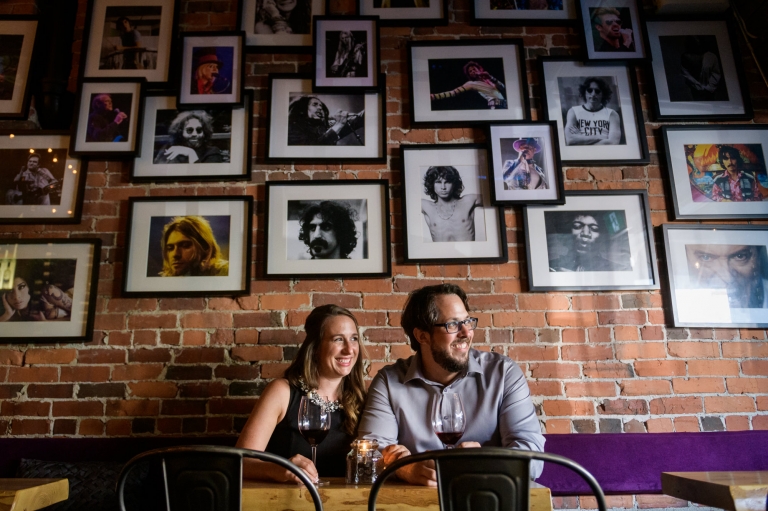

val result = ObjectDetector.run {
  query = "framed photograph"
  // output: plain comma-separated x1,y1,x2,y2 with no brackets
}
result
264,180,391,279
662,125,768,220
0,17,38,119
0,133,87,224
401,144,507,264
266,74,386,163
470,0,577,26
313,16,379,92
408,40,529,127
80,0,178,84
487,122,565,206
178,32,244,107
0,238,101,343
664,224,768,328
122,196,253,297
577,0,647,60
131,89,253,182
539,57,649,166
71,78,144,158
645,18,752,121
239,0,325,53
358,0,447,27
523,191,659,291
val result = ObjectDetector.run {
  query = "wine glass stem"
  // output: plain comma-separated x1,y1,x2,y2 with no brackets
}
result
311,444,317,466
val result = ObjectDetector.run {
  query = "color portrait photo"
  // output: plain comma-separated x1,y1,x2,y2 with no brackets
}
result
325,30,368,78
153,108,232,164
0,258,77,323
557,75,625,146
1,149,66,207
286,200,368,260
0,34,24,101
146,215,231,277
544,209,632,272
85,92,133,143
428,58,508,111
99,6,161,71
500,137,549,190
287,92,365,146
588,7,635,53
190,46,233,95
685,143,768,203
420,165,487,243
659,35,728,103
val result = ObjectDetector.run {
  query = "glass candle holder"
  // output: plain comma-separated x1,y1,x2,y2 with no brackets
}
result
345,439,382,484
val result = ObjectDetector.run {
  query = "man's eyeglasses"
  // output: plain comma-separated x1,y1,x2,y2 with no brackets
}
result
433,317,479,333
185,127,204,134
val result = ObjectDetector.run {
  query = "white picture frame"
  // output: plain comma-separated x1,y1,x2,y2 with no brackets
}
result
577,0,647,60
239,0,325,52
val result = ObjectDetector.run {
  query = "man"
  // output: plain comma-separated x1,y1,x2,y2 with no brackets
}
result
154,110,224,164
709,146,763,202
287,95,365,146
421,166,483,242
430,61,507,110
592,7,634,52
357,284,546,485
502,138,549,190
564,77,621,146
9,153,58,205
191,48,231,95
329,31,367,78
86,93,129,142
686,244,768,309
159,216,229,277
678,35,727,102
113,16,143,69
298,201,358,259
548,212,632,272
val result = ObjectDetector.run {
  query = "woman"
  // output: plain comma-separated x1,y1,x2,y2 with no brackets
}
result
0,266,72,322
287,95,364,146
236,304,367,482
254,0,312,35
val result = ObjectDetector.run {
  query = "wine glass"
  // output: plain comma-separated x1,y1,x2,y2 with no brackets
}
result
298,396,331,486
432,392,466,449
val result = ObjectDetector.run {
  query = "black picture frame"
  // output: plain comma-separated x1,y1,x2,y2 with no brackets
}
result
358,0,447,27
408,39,530,127
265,73,386,163
0,238,101,343
663,224,768,328
264,180,392,279
131,89,253,183
401,143,508,265
79,0,179,86
486,122,565,206
177,31,246,108
576,0,648,61
238,0,327,54
0,131,88,224
644,15,753,122
538,56,650,166
661,124,768,220
523,190,660,291
470,0,578,26
0,16,38,120
122,196,253,297
312,15,380,92
71,77,146,159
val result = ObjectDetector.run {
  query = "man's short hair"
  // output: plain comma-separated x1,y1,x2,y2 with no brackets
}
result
298,201,358,258
160,216,225,276
423,166,464,202
401,284,470,352
168,110,214,146
717,145,743,169
27,153,41,163
578,77,612,106
591,7,620,24
463,60,483,79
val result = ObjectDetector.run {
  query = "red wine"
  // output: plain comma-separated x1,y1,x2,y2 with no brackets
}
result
436,431,463,445
301,428,329,445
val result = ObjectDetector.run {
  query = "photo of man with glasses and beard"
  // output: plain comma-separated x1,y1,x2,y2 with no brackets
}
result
153,110,227,164
686,244,768,310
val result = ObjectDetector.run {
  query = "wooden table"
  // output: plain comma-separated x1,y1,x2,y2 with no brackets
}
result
0,479,68,511
662,471,768,511
243,477,552,511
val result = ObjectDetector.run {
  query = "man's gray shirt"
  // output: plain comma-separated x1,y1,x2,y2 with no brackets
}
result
358,348,546,478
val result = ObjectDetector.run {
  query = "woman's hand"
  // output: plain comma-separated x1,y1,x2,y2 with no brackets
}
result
0,293,15,322
284,454,318,484
261,0,281,18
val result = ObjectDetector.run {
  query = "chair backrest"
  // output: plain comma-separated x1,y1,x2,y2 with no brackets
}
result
368,447,607,511
116,445,323,511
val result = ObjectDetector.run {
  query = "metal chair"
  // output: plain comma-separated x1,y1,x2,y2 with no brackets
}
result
368,447,607,511
116,445,323,511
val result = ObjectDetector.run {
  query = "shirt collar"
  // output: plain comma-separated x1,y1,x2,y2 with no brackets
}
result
404,349,483,386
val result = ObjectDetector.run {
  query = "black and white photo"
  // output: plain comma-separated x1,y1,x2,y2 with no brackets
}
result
0,17,37,119
577,0,646,60
266,74,385,162
524,191,659,290
0,239,100,342
313,16,379,91
646,18,752,121
409,40,528,126
358,0,447,26
487,122,564,205
539,57,648,165
81,0,177,83
265,181,390,278
239,0,325,52
470,0,577,26
123,196,252,297
664,225,768,328
402,144,507,263
178,32,244,107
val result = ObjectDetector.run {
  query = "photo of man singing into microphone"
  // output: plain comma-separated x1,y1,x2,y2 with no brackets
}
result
85,93,132,143
287,93,365,146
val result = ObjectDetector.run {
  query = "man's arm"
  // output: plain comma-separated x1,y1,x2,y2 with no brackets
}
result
357,371,400,447
599,110,621,145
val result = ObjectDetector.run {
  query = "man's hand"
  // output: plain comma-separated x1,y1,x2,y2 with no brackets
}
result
114,111,128,124
620,28,633,49
163,145,199,163
395,459,437,487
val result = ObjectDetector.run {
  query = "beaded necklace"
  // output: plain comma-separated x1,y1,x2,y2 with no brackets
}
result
298,378,343,413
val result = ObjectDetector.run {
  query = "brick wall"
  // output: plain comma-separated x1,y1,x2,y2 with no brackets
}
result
1,0,767,507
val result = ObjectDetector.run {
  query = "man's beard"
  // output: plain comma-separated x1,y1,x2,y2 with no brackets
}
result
309,239,328,256
185,137,203,149
430,342,469,373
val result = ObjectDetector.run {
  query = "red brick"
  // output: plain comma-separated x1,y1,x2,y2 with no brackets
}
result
586,327,611,343
112,364,164,381
180,312,232,329
261,363,289,379
126,314,177,329
8,367,58,383
493,312,546,328
546,312,597,327
723,342,768,358
640,326,664,340
545,419,571,434
1,401,50,417
667,342,720,358
565,382,616,397
175,348,226,364
561,329,585,344
599,399,648,415
571,294,620,310
60,366,110,382
636,495,689,508
79,419,105,436
753,416,768,430
615,342,666,360
11,419,50,435
704,396,756,413
24,349,76,365
674,416,701,432
529,363,580,379
260,294,310,310
672,378,725,394
105,400,160,417
634,360,686,377
613,326,638,341
52,401,103,416
726,378,768,394
620,380,671,396
129,382,178,398
582,362,633,379
646,418,674,433
507,346,559,361
517,294,569,311
542,400,594,416
231,346,283,362
77,349,125,364
742,360,768,376
649,397,703,415
688,360,740,376
725,415,751,431
598,310,646,325
562,345,613,361
0,349,24,366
